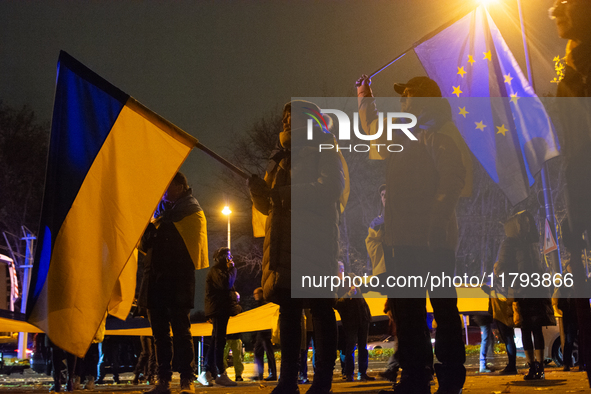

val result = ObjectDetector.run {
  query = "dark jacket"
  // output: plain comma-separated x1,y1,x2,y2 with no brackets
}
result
556,42,591,159
204,261,239,318
556,42,591,236
496,211,545,298
557,42,591,98
251,121,345,303
140,190,202,310
496,211,555,327
335,274,371,324
357,95,466,250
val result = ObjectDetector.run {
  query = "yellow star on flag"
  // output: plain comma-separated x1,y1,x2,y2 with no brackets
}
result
510,93,519,104
504,73,513,84
468,55,475,66
452,85,463,97
496,124,509,136
475,121,487,131
457,66,467,78
483,50,492,61
458,107,469,118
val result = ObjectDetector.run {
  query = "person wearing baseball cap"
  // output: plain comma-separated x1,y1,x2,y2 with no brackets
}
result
393,76,442,97
355,74,468,394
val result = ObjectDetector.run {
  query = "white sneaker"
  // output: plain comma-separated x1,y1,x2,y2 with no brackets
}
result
83,376,95,390
215,372,237,387
197,372,213,387
72,376,82,390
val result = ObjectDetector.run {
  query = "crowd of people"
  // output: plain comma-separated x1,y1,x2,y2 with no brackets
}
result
44,2,591,394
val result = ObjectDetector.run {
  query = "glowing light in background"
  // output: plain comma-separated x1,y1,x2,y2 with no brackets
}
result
222,206,232,248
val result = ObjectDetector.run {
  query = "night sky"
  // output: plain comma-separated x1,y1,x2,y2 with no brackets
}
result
0,0,565,209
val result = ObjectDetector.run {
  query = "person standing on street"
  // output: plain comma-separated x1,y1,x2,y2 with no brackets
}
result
356,75,468,394
252,287,277,381
248,100,346,394
335,262,374,382
198,247,241,387
551,0,591,378
140,172,209,394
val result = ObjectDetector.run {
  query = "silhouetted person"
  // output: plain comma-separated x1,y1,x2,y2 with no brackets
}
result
199,247,240,387
356,75,469,394
252,287,277,381
335,262,374,382
248,100,346,394
496,211,556,380
140,172,209,394
551,0,591,380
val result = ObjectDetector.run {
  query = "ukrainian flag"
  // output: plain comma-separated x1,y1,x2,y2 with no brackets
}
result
27,51,197,357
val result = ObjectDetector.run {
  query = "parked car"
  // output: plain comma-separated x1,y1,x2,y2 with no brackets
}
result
367,335,396,350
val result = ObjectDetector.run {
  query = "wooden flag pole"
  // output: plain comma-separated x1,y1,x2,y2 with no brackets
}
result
195,142,249,180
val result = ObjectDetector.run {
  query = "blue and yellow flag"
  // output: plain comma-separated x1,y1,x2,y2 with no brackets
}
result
414,6,559,204
27,51,197,357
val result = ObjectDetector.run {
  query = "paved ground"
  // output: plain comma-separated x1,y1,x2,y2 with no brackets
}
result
1,355,590,393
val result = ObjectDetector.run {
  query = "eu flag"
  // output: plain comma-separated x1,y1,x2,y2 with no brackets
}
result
27,52,199,357
414,5,559,204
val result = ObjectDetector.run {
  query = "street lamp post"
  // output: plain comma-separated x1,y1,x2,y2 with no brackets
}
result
222,206,232,248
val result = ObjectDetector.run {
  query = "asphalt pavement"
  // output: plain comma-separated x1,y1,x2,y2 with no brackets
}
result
1,354,590,393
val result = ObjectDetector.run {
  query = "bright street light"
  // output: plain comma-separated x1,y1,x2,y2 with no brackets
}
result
222,206,231,248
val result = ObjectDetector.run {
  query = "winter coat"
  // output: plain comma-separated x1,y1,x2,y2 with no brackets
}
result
556,41,591,235
556,41,591,158
251,130,345,303
139,190,205,310
496,211,545,297
516,298,556,328
357,95,466,250
335,274,371,325
496,211,555,327
553,282,577,321
557,41,591,98
204,261,239,318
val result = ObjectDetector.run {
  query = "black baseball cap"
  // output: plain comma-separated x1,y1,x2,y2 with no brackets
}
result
393,76,442,97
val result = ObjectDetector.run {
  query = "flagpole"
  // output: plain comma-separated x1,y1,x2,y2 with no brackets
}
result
369,53,408,79
516,0,562,274
195,142,249,179
517,0,534,88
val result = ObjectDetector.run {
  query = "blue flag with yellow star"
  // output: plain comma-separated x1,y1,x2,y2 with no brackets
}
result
414,5,559,204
